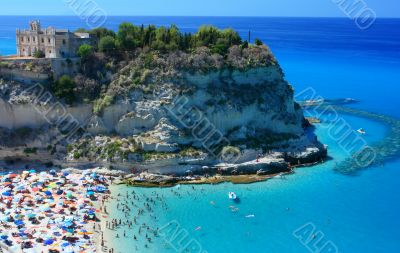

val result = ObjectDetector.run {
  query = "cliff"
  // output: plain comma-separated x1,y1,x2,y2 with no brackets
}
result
0,45,327,175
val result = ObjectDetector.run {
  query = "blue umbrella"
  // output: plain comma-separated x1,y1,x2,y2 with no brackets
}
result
14,220,24,226
0,235,8,240
44,239,54,245
95,186,107,192
2,191,11,196
56,190,64,195
45,191,52,196
63,221,73,227
61,242,70,247
87,191,94,196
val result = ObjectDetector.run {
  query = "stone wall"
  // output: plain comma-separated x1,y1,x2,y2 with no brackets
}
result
0,68,50,84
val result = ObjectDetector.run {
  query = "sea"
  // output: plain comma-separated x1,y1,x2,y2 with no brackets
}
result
1,16,400,253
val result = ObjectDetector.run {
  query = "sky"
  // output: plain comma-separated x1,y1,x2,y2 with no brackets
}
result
0,0,399,17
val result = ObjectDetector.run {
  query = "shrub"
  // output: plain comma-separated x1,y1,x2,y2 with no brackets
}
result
77,44,94,60
23,147,37,154
93,95,114,115
52,75,76,104
33,50,45,58
99,36,116,52
254,38,263,46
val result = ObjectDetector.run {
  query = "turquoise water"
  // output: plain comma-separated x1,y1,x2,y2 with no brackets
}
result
1,17,400,252
105,113,399,253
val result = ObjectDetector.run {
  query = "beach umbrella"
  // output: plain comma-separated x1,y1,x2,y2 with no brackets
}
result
32,187,40,192
44,238,55,245
26,213,36,218
45,190,52,196
0,235,8,240
14,220,24,226
8,173,18,178
29,169,36,173
2,191,11,196
61,242,71,247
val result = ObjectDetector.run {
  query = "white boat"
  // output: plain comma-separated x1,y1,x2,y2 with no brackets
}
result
228,192,237,200
357,128,366,135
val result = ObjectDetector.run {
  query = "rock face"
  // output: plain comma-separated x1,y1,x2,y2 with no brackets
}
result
0,46,327,174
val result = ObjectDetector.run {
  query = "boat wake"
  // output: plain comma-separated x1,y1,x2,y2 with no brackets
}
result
301,99,400,174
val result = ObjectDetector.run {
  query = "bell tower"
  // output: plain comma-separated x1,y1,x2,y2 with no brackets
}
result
30,20,41,32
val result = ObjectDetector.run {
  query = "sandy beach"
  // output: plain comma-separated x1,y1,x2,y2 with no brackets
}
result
0,169,111,253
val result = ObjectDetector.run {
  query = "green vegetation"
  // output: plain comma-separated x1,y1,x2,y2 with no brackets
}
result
179,147,202,157
23,147,37,154
254,38,263,46
15,127,33,138
93,95,114,115
99,36,116,52
77,44,94,60
0,62,10,68
82,23,244,56
52,75,76,104
33,49,45,58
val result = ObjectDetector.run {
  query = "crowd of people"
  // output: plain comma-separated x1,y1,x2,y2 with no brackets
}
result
0,169,110,253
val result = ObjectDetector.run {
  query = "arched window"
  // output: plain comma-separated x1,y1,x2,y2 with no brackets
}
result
41,38,44,43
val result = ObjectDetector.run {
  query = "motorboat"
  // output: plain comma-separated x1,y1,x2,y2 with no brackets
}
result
228,192,237,200
357,128,366,135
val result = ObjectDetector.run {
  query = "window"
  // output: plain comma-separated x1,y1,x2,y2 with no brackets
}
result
21,37,24,42
28,37,30,42
33,37,35,42
41,38,44,43
62,39,66,45
48,38,51,44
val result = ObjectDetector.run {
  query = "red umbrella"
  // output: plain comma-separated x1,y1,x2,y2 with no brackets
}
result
32,187,40,192
8,174,18,178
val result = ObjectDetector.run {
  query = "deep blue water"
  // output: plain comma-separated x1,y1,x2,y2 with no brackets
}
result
1,16,400,253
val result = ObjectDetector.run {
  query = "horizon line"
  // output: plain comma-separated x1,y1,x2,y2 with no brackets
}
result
0,15,399,19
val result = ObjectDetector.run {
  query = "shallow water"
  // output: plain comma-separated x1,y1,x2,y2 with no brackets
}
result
103,112,400,253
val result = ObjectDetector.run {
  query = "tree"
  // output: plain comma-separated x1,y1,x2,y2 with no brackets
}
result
33,49,45,58
90,28,116,39
99,36,116,52
222,29,242,45
117,22,141,50
77,44,93,60
52,75,76,104
254,38,263,46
